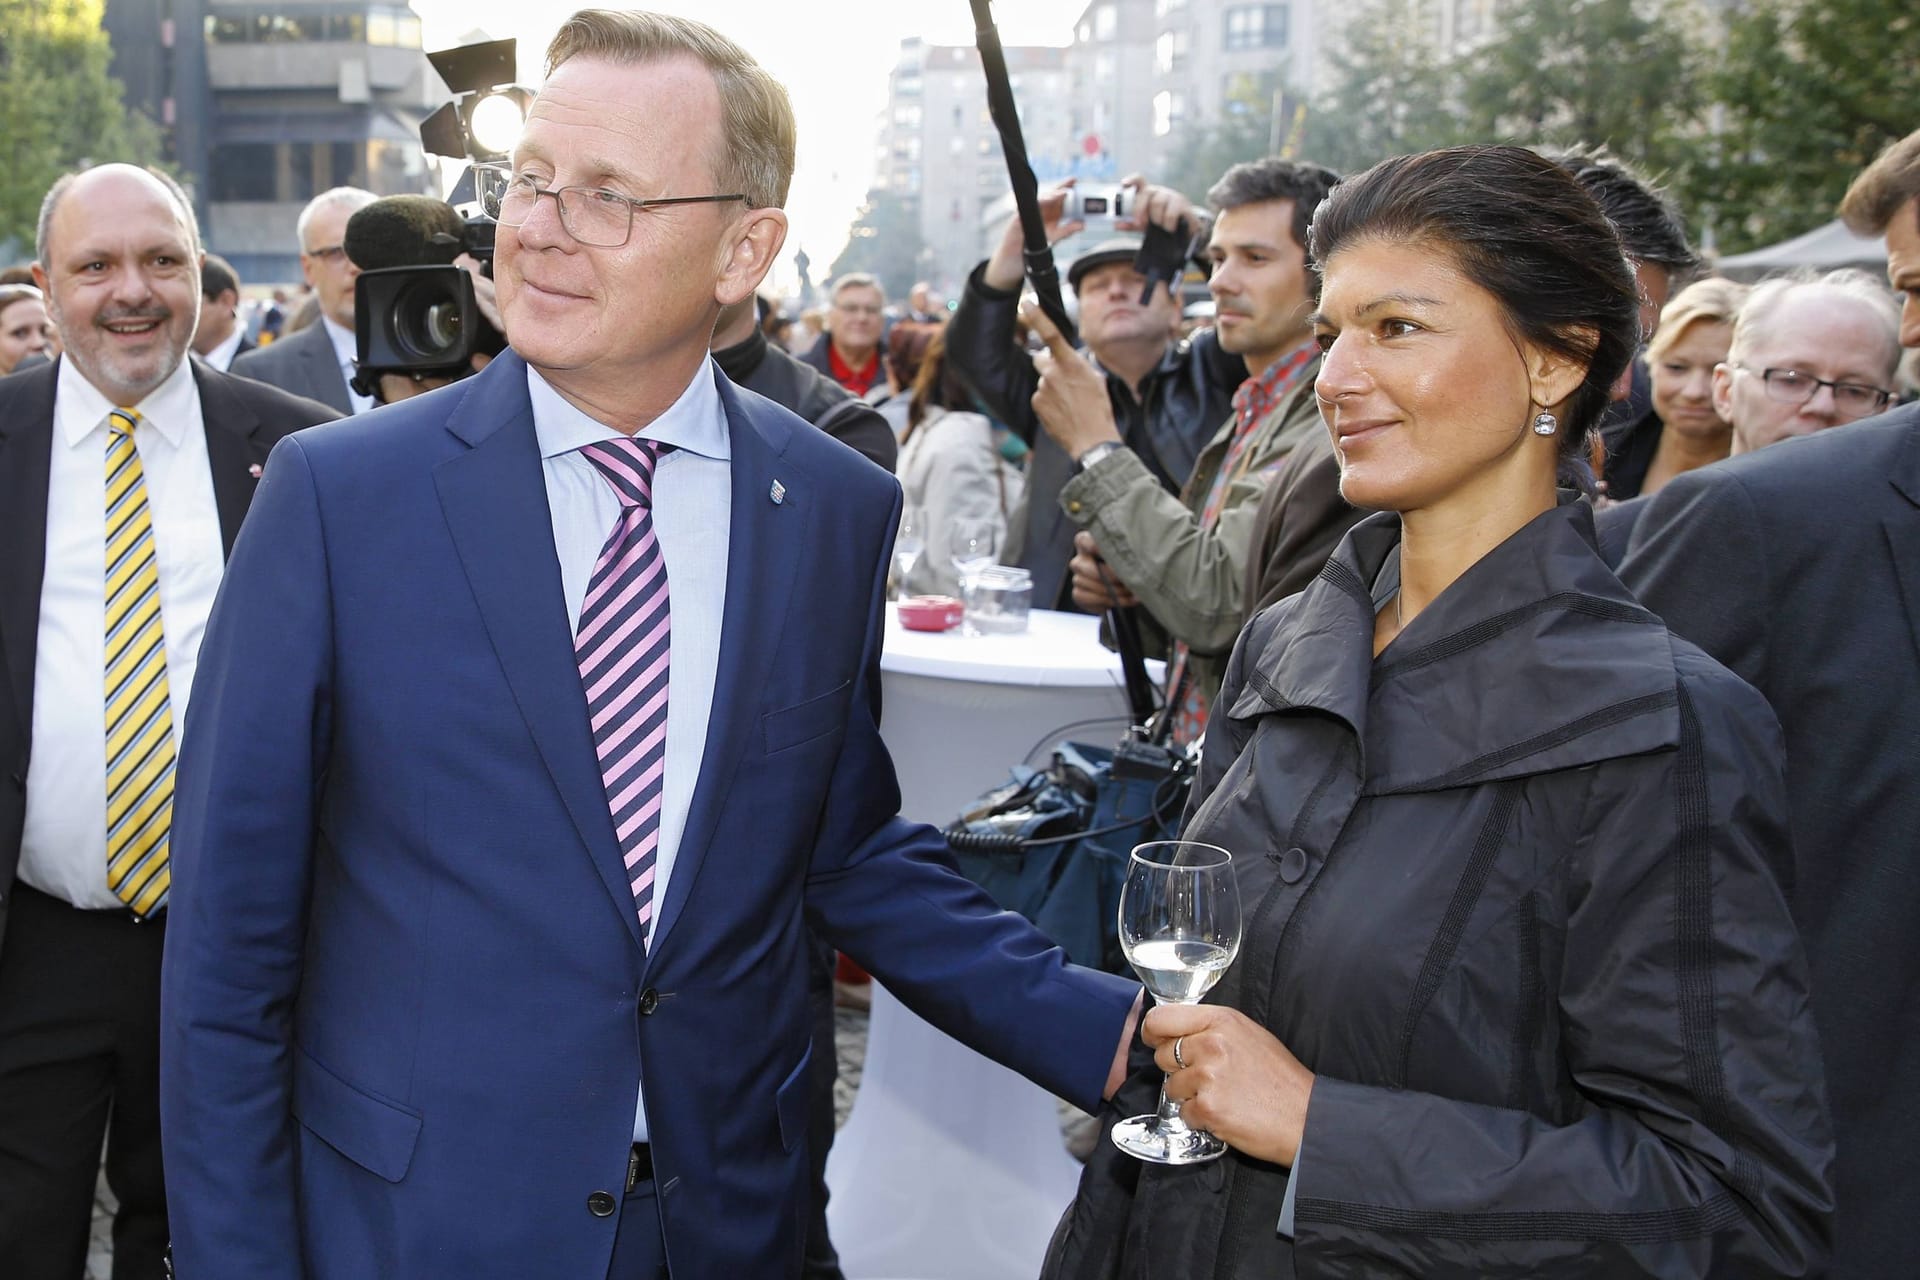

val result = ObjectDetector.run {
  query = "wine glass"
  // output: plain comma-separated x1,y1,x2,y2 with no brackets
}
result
1112,840,1241,1164
949,516,1000,633
890,506,925,600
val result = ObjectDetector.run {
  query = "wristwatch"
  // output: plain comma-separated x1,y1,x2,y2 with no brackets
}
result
1075,440,1126,472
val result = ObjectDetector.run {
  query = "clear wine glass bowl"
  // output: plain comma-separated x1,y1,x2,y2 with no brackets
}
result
1112,839,1241,1164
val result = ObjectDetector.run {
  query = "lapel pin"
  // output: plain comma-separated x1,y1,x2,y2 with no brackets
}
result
248,463,264,479
770,479,786,505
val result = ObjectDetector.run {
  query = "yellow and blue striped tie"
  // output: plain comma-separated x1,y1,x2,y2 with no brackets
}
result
104,408,172,916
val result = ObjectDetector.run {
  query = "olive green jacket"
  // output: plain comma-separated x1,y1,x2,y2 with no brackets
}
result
1057,351,1324,705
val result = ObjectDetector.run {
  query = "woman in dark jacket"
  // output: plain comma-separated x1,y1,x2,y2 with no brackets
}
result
1044,146,1834,1278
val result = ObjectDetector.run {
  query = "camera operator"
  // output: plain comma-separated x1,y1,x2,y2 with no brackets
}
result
342,194,508,406
946,176,1249,609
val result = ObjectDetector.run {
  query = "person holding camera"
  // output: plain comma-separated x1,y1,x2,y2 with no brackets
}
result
946,177,1249,610
338,195,510,406
1024,160,1352,741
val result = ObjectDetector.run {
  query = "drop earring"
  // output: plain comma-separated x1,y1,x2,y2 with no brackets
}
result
1531,411,1558,436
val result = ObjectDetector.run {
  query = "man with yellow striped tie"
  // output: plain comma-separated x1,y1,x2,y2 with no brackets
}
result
0,163,336,1279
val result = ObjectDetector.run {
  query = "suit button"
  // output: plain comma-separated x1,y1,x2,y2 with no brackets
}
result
638,988,659,1016
1067,500,1083,514
1277,846,1308,884
587,1190,617,1217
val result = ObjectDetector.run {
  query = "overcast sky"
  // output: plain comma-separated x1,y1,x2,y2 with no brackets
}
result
409,0,1091,294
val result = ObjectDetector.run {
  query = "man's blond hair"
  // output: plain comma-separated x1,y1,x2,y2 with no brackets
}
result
545,9,796,210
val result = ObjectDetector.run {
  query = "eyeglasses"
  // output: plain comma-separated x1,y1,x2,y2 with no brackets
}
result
1735,364,1893,419
475,163,745,249
304,244,348,264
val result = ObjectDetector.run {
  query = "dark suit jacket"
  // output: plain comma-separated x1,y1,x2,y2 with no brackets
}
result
159,352,1137,1279
0,355,338,954
231,320,353,414
1592,493,1651,569
1617,403,1920,1276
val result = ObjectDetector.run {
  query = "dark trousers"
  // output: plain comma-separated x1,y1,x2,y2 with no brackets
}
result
802,933,844,1280
0,882,169,1280
606,1178,667,1280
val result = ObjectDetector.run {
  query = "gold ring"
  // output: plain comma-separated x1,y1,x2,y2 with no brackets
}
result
1173,1035,1188,1069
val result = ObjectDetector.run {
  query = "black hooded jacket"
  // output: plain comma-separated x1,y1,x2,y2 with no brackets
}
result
1045,500,1834,1278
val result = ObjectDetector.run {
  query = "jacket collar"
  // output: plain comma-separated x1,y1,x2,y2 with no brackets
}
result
1231,497,1681,794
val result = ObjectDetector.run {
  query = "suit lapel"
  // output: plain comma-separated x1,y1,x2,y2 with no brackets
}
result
1884,412,1920,668
294,323,350,413
192,359,273,554
0,362,58,732
433,354,645,953
645,374,806,962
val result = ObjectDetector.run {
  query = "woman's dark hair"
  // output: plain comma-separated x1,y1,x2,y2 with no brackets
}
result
1307,145,1639,463
905,327,973,439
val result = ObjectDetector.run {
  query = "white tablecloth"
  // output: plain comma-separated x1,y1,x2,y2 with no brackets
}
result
878,606,1164,827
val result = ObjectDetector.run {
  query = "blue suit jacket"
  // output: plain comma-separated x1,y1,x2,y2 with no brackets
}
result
160,351,1137,1279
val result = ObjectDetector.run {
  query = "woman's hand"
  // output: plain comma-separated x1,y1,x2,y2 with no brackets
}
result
1144,1003,1315,1167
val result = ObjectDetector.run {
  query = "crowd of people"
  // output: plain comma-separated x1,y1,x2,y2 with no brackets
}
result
1,5,1917,1278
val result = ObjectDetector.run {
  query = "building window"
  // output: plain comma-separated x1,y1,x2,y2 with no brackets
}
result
1155,0,1188,14
1152,90,1186,137
1094,50,1115,84
1223,4,1288,50
893,104,922,129
1093,4,1117,40
1155,29,1190,75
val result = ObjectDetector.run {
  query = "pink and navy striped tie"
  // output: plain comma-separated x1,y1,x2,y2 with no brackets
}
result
576,438,671,938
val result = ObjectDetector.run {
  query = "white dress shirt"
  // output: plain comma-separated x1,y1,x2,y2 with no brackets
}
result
19,355,226,909
320,315,376,415
202,327,245,373
528,359,733,1142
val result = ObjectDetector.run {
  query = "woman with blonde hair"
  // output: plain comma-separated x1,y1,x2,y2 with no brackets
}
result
1605,276,1748,500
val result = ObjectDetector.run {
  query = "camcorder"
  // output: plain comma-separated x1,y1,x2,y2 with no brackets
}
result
348,37,527,397
347,194,504,395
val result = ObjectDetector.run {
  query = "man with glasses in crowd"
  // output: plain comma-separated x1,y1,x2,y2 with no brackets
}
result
1617,165,1918,1272
800,272,890,397
1596,267,1900,563
232,187,377,414
159,12,1140,1279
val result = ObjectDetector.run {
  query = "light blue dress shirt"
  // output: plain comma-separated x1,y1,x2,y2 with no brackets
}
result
527,359,733,1143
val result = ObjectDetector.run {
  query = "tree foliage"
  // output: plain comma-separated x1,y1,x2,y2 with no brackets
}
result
1298,0,1909,255
0,0,163,259
1300,0,1463,177
828,189,925,300
1681,0,1919,252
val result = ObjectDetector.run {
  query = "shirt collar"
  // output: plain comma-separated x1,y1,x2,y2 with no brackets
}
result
205,327,244,370
55,351,199,449
527,357,731,463
320,315,356,369
1231,337,1319,421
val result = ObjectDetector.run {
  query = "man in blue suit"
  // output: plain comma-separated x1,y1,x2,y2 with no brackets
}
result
159,12,1141,1279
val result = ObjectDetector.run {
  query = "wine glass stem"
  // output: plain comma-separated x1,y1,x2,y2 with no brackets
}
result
1156,1074,1194,1137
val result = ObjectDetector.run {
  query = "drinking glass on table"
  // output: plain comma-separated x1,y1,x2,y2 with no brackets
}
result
1112,840,1241,1164
890,505,925,600
949,517,999,633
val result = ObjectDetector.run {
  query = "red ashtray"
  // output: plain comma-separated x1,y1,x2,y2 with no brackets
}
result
898,595,964,632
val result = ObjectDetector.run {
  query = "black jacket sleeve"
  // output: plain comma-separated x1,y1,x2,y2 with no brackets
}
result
945,262,1042,447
